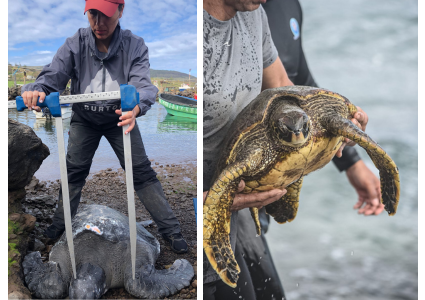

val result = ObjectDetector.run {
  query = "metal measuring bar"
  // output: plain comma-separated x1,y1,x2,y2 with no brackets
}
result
10,85,140,280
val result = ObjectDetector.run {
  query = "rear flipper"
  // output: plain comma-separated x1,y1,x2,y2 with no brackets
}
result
323,115,400,214
69,263,108,299
124,259,194,299
22,251,68,299
265,177,303,224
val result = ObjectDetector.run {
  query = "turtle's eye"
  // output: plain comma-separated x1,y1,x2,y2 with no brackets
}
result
278,119,289,131
303,122,309,130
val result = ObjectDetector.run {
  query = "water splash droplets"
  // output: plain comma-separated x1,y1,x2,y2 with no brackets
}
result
250,263,254,267
351,251,354,256
296,283,300,287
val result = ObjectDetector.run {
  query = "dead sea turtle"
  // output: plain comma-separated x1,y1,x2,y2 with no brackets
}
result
23,204,194,299
203,86,400,287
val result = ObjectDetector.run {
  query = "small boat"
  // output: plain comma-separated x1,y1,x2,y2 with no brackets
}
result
32,104,72,119
158,93,197,119
178,83,191,92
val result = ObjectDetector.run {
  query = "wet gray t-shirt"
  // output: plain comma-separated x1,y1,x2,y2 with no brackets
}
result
203,7,278,284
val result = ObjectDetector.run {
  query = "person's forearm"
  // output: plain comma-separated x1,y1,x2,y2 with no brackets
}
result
262,57,293,90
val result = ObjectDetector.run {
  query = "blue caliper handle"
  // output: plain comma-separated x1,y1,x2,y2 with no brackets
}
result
15,92,61,117
120,84,139,112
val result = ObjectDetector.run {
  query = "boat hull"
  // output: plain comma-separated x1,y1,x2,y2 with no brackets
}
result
158,94,197,119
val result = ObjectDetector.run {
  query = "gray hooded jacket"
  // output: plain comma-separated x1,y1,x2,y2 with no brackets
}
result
22,24,158,125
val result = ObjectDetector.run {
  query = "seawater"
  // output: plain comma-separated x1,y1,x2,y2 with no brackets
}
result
8,102,197,181
266,1,418,299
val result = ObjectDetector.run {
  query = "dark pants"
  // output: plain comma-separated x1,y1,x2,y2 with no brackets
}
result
51,112,181,236
204,208,286,300
204,243,256,300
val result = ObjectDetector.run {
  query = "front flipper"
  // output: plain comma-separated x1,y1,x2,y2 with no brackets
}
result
22,252,68,299
324,116,400,215
204,162,250,287
124,259,194,299
265,177,304,223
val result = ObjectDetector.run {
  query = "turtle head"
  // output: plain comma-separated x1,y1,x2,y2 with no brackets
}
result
271,107,310,147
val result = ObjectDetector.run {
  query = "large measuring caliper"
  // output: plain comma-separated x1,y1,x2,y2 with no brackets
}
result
10,84,140,280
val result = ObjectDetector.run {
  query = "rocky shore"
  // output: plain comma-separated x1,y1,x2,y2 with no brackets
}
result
21,162,197,299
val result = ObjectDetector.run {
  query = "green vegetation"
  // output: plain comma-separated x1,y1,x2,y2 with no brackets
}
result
8,81,36,88
8,219,21,235
8,243,18,276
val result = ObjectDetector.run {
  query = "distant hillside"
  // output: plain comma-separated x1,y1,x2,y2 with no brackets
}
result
150,69,196,80
9,65,195,80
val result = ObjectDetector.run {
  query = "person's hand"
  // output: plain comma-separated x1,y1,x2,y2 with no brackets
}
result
115,105,140,134
335,106,369,157
21,91,46,112
203,180,286,212
230,180,286,211
346,160,385,216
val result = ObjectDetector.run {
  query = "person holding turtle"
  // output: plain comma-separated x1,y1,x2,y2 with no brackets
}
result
20,0,188,254
230,0,386,299
202,0,379,298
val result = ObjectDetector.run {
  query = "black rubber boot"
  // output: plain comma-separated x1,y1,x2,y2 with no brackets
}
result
136,181,188,253
43,184,83,243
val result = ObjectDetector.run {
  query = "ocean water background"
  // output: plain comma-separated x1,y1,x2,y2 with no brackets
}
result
266,0,418,299
8,103,197,181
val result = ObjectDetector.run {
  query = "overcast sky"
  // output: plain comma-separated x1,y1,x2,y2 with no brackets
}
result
8,0,197,76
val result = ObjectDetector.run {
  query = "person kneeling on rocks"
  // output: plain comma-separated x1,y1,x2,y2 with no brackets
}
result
20,0,187,254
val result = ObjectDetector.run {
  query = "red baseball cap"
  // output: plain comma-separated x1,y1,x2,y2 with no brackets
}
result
84,0,125,18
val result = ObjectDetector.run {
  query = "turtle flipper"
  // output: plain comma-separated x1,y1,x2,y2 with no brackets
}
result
22,251,68,299
69,263,107,299
324,116,400,215
265,177,303,223
124,259,194,298
249,207,261,236
204,163,249,287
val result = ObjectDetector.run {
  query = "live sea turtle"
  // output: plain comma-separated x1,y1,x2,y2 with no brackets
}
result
203,86,400,287
23,204,194,299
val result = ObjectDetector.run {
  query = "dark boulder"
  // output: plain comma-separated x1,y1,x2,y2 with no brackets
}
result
8,118,49,299
8,119,50,191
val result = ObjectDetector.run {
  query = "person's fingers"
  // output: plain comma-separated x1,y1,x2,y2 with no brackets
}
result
118,116,134,127
22,91,29,107
363,198,381,215
31,91,40,109
125,121,135,135
354,106,368,131
25,91,33,109
336,142,346,158
115,109,122,116
38,92,46,103
374,203,385,215
353,198,365,209
237,180,246,192
242,189,286,206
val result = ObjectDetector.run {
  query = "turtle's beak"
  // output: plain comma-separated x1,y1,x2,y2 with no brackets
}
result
291,131,306,144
